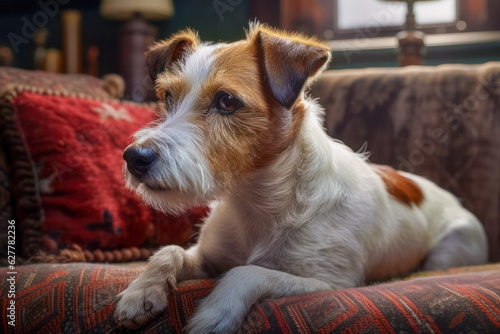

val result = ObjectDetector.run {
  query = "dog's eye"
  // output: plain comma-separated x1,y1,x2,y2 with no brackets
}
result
214,92,241,114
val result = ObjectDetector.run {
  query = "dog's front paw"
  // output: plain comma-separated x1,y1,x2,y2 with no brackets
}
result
114,281,169,329
185,296,248,334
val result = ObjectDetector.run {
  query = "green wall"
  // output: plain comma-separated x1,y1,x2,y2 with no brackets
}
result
165,0,250,42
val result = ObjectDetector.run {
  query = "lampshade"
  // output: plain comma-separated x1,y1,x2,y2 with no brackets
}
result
100,0,174,20
378,0,438,2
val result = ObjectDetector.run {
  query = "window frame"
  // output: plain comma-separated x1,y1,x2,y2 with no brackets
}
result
332,0,461,40
251,0,499,41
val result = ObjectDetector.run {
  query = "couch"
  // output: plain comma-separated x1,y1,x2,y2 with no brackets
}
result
1,63,499,333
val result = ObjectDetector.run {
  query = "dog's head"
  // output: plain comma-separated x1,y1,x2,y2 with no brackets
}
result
123,23,331,213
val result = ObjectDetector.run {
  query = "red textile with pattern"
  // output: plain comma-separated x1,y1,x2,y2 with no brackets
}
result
1,263,499,333
12,91,206,252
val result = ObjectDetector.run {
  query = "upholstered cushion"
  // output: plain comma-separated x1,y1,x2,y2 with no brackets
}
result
1,263,499,333
0,66,124,100
0,86,207,263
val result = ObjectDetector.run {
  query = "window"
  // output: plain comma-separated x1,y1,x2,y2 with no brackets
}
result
337,0,457,30
256,0,498,41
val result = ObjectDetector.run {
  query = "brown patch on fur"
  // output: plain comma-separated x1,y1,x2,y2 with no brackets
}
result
155,75,191,106
194,23,332,189
200,41,272,190
371,164,424,206
145,28,200,82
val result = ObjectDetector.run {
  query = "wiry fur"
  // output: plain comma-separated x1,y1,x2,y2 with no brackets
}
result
115,23,488,333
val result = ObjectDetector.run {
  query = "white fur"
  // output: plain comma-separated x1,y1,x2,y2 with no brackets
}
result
116,44,488,334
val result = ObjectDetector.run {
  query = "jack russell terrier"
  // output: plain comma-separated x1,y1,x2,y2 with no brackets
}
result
115,23,488,333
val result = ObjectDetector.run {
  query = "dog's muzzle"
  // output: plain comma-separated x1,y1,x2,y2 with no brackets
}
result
123,146,157,178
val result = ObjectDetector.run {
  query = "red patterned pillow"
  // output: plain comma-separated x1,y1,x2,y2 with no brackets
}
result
1,88,207,262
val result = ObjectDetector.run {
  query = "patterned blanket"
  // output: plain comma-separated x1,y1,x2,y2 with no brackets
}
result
1,263,499,333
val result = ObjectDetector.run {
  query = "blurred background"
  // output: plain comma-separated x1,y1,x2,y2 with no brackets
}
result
0,0,499,101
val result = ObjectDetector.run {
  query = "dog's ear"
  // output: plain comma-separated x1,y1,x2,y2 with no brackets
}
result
251,25,331,109
146,28,200,81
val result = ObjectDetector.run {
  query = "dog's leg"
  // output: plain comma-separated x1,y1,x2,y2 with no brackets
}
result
114,245,206,329
423,215,488,270
185,265,332,334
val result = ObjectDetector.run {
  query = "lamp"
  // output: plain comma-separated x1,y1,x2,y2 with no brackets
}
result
379,0,438,66
100,0,174,20
100,0,174,102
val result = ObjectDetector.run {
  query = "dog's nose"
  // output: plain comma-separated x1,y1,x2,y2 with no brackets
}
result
123,146,157,177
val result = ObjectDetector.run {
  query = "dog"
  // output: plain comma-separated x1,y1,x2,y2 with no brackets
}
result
114,23,488,333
